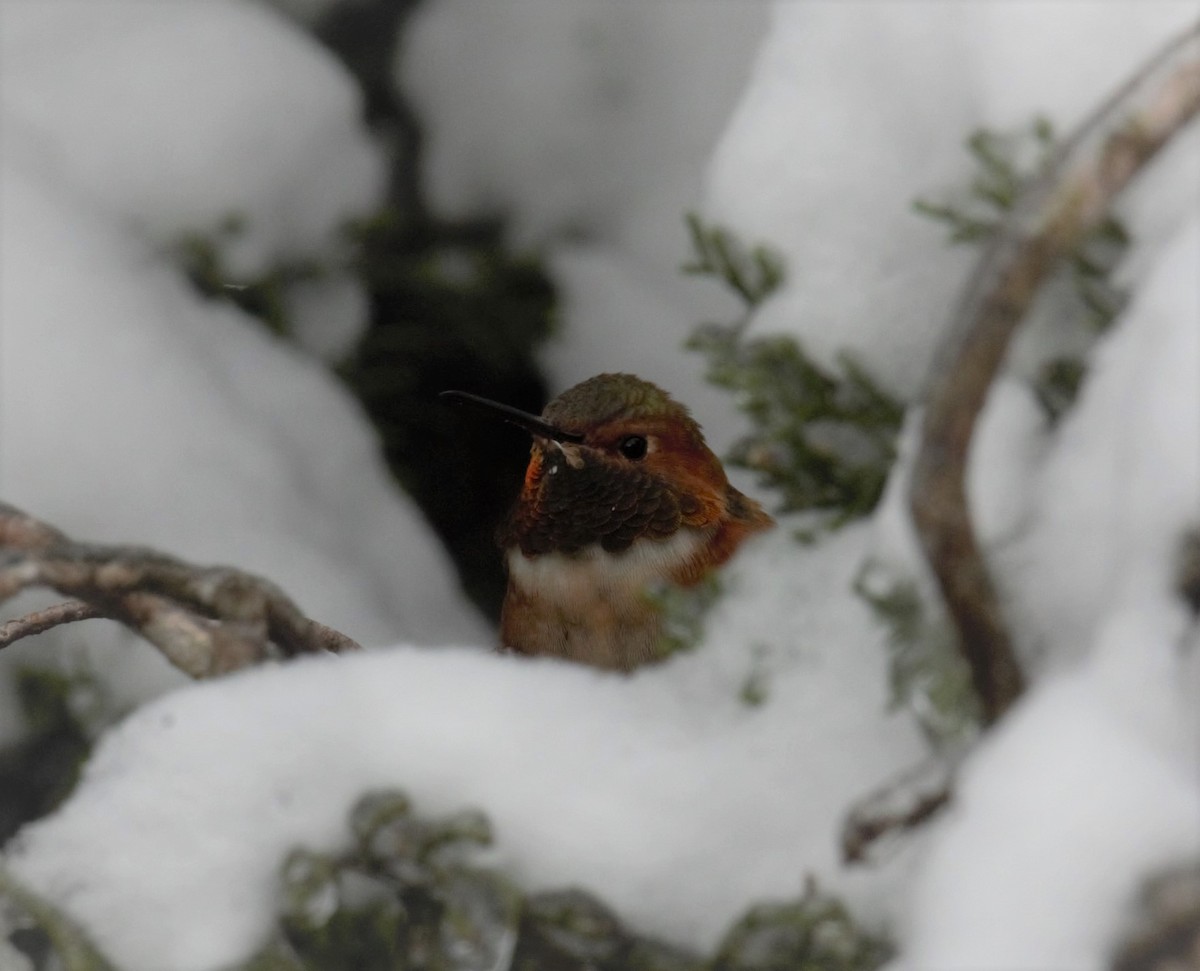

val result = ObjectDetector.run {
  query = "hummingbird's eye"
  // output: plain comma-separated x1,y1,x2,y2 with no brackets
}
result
617,435,648,461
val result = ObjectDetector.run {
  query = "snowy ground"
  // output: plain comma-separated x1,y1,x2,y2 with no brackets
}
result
3,2,1199,970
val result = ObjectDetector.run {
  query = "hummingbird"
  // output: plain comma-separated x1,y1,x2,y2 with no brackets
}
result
442,373,774,671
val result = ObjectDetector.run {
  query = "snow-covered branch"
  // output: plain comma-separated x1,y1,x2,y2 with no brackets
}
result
0,502,360,677
909,20,1200,725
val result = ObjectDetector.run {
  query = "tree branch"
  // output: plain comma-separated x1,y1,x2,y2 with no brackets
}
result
0,502,361,677
0,601,103,648
909,21,1200,725
840,755,956,865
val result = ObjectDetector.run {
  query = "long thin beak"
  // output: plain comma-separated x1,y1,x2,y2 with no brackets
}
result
439,390,584,444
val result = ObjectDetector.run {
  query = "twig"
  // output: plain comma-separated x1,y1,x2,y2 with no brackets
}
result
841,755,957,865
0,502,361,677
0,600,102,648
909,22,1200,725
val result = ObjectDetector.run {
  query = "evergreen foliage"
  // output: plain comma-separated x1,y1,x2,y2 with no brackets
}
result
231,793,894,971
175,217,324,340
914,116,1131,424
0,667,110,844
238,790,519,971
738,643,772,708
854,563,981,747
711,880,892,971
646,573,724,663
682,214,784,307
1,791,893,970
0,865,115,971
683,217,903,527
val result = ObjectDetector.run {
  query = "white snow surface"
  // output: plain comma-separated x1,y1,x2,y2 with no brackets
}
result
400,1,766,261
6,524,926,969
901,599,1200,970
0,2,486,714
0,1,383,277
1004,216,1200,666
703,2,1199,399
0,0,384,357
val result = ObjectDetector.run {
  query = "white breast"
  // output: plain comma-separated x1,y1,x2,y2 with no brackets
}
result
505,527,710,602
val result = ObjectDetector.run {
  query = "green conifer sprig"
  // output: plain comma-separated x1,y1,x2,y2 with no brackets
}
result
915,116,1132,423
175,215,324,340
683,217,903,526
648,573,724,661
854,563,981,747
713,878,892,971
682,213,784,308
214,791,898,971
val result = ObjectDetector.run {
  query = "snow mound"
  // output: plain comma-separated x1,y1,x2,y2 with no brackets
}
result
901,602,1200,970
5,525,924,970
1,0,385,358
1,1,383,277
703,2,1197,399
1005,215,1200,664
0,147,484,710
400,0,765,259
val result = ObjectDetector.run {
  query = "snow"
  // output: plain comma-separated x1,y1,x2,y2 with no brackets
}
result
1003,216,1200,666
870,374,1048,596
259,0,343,26
0,0,384,357
6,525,925,970
400,1,766,261
399,0,769,453
0,2,486,717
702,1,1198,399
900,214,1200,968
4,3,1200,969
900,603,1200,971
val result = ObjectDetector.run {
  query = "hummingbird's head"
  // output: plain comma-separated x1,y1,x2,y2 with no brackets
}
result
442,374,772,561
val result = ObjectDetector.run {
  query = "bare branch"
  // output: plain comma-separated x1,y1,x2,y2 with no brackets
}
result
0,504,68,551
0,501,361,677
0,600,103,649
909,22,1200,725
841,755,956,865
